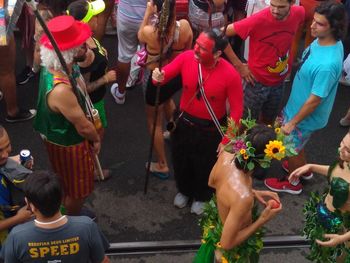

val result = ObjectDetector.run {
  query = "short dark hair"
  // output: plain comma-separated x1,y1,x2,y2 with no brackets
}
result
202,29,229,53
24,171,62,217
67,0,89,21
235,125,276,172
315,0,348,41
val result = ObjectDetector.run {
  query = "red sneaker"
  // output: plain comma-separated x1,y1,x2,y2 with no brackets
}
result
264,177,302,195
282,160,313,180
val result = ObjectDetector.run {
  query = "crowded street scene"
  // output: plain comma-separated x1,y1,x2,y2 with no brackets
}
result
0,0,350,262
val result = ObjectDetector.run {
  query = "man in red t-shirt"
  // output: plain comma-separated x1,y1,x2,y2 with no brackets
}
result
224,0,305,125
152,30,243,215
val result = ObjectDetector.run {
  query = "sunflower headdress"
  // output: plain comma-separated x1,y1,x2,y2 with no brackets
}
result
221,116,297,171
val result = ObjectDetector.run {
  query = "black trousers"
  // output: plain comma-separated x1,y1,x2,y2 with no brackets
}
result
170,115,223,202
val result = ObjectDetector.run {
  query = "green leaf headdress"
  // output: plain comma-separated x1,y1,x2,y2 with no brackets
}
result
221,115,297,171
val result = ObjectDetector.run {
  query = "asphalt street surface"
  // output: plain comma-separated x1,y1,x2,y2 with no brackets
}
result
1,33,350,262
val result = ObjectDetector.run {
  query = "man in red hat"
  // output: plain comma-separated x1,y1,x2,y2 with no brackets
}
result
33,15,100,216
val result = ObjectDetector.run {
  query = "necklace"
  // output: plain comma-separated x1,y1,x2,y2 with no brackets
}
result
34,215,66,225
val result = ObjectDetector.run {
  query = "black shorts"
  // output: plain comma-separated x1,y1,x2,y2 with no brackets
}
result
145,74,182,106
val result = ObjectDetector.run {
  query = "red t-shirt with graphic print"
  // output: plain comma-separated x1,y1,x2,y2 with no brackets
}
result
234,6,305,86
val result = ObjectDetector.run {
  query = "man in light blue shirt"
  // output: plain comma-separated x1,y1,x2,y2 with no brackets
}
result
265,0,347,194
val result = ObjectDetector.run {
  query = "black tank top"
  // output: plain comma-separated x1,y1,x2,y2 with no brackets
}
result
80,37,108,103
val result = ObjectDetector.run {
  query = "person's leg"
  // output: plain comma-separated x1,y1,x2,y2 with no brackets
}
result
0,36,36,122
45,140,94,215
260,83,284,125
16,4,36,85
164,99,176,122
192,128,219,202
171,119,195,199
112,15,140,102
116,61,130,95
264,125,312,194
287,149,307,173
146,104,169,172
242,82,268,122
0,36,18,117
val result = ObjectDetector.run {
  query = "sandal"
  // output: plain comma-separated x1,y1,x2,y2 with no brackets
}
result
94,169,112,182
145,162,170,180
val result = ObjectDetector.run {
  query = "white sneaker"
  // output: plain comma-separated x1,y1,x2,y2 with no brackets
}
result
190,201,205,215
163,130,171,140
173,192,189,208
110,83,125,104
339,76,350,87
340,117,350,127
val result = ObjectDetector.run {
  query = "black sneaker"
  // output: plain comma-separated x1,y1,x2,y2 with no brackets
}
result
17,66,35,85
5,109,36,123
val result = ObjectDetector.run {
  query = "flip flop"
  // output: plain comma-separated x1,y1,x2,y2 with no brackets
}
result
145,162,170,180
94,169,112,182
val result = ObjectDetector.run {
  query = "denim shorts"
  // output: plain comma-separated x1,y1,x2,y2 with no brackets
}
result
243,81,284,123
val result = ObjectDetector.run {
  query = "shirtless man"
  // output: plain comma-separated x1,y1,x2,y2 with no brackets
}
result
195,124,282,262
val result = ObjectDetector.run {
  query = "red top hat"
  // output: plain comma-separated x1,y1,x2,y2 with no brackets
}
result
40,15,92,51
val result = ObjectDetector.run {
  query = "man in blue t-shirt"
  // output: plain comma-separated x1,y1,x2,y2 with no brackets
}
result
264,1,347,194
1,171,110,263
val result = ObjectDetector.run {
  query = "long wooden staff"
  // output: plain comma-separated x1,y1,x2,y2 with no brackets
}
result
144,0,170,194
25,0,104,180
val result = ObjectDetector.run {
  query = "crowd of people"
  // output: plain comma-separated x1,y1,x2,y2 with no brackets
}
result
0,0,350,262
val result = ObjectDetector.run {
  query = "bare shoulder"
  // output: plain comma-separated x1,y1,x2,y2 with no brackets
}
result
47,83,76,111
178,19,192,37
216,151,235,167
139,25,157,43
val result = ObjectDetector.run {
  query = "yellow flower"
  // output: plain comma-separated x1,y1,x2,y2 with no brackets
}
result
221,256,229,263
275,128,281,134
243,153,249,160
201,239,206,244
264,140,286,160
216,242,222,248
240,149,246,155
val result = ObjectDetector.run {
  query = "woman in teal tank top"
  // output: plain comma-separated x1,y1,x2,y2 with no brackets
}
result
289,130,350,262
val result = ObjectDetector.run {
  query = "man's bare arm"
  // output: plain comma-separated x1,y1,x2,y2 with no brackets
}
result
137,2,155,43
220,202,282,249
0,207,33,232
222,37,256,84
47,84,100,144
220,204,251,249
